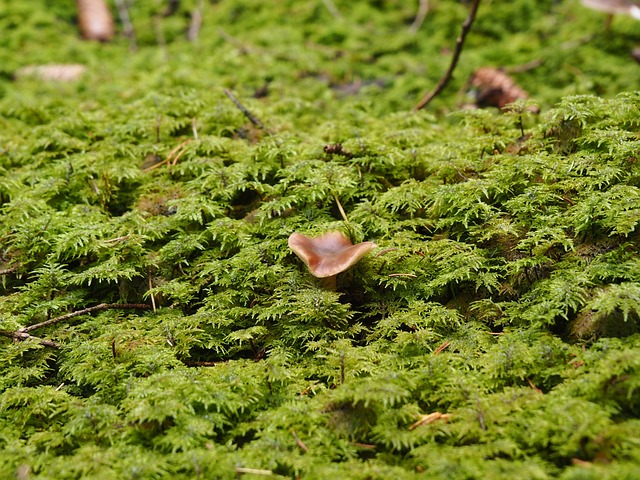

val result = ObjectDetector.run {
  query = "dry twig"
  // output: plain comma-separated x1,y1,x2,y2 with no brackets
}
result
187,0,203,42
414,0,482,110
0,330,60,349
409,0,429,34
20,303,151,334
223,89,268,131
290,430,310,452
409,411,451,430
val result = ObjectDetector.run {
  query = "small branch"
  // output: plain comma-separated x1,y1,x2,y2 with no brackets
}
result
234,467,273,476
409,411,451,430
334,195,349,224
321,0,342,19
413,0,482,110
409,0,429,34
187,0,203,42
20,303,151,334
375,247,398,257
433,340,450,355
148,266,157,314
505,58,544,74
0,266,18,275
290,430,309,453
182,360,226,367
218,29,251,54
191,117,199,140
114,0,138,52
223,88,269,132
0,330,60,349
143,138,193,172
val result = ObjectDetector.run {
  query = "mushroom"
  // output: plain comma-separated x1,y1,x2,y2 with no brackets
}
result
288,231,377,290
581,0,640,29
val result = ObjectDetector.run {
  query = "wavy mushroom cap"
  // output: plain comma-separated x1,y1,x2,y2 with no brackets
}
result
581,0,640,18
288,231,377,278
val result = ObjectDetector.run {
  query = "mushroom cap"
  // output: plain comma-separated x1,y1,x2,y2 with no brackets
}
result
581,0,640,18
288,231,377,278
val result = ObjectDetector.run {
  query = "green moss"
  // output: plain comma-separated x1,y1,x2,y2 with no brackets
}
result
1,0,640,478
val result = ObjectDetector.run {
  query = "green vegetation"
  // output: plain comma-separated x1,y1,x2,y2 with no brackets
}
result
1,0,640,478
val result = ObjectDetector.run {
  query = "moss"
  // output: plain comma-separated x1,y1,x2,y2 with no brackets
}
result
1,0,640,478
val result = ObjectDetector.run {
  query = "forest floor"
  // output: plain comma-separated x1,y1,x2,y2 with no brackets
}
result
1,1,640,479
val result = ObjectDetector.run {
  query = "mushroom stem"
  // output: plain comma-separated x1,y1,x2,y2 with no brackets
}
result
321,275,338,291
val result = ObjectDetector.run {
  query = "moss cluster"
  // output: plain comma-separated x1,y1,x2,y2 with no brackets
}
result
1,1,640,478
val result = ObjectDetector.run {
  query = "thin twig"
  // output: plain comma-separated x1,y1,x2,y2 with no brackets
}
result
505,58,544,74
321,0,342,19
191,117,199,140
375,247,398,257
143,138,193,172
234,467,273,476
433,340,450,355
409,411,451,430
0,330,60,349
114,0,137,52
187,0,203,42
19,303,151,333
414,0,482,110
409,0,429,34
334,195,349,224
218,29,252,54
290,430,310,453
148,266,157,314
0,266,18,275
223,88,268,131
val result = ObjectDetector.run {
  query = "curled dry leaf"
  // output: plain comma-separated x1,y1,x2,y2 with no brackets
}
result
76,0,115,42
469,67,537,111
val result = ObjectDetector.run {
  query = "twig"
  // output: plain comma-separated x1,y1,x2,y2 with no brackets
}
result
321,0,342,19
218,29,252,54
114,0,137,52
182,359,229,367
527,378,543,394
409,0,429,34
0,266,18,275
143,138,193,172
19,303,151,334
505,58,544,74
290,430,309,452
187,0,203,42
191,117,199,140
223,89,268,131
0,330,60,349
414,0,482,110
433,340,450,355
375,247,398,257
388,273,417,278
102,235,131,244
334,195,349,224
148,266,157,314
409,411,451,430
234,467,273,476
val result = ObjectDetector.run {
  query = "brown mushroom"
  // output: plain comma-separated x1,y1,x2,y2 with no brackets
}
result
76,0,115,42
288,231,377,290
581,0,640,29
